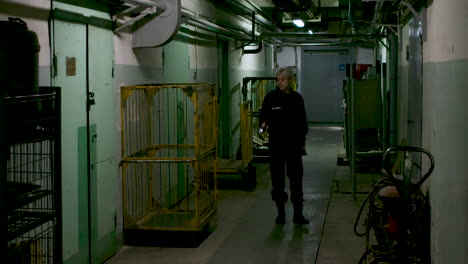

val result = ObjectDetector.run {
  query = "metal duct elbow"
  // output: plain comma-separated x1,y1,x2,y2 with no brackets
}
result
243,41,263,54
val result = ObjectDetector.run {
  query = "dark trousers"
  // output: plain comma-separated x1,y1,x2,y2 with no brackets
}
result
269,147,304,205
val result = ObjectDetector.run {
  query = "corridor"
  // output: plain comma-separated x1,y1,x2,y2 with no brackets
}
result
106,126,349,264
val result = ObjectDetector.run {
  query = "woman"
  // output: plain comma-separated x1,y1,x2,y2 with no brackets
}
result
259,67,309,225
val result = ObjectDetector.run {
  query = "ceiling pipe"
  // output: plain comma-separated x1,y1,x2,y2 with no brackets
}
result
119,0,275,34
279,41,374,47
244,0,272,18
122,0,167,10
372,23,399,35
251,11,256,41
243,31,383,54
371,0,385,24
115,0,255,42
370,0,391,35
399,1,422,23
219,0,282,32
181,12,251,40
258,32,384,41
115,11,151,32
114,0,168,32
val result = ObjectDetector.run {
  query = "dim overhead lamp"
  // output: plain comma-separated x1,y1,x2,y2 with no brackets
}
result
293,19,305,28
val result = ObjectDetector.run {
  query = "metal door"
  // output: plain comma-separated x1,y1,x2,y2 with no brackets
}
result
52,18,89,263
301,50,350,124
52,9,116,263
87,23,117,263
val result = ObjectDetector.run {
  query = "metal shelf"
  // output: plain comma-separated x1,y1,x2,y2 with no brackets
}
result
8,188,54,212
8,211,56,241
1,87,62,262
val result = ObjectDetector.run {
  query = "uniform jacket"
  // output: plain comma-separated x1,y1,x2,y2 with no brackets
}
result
259,87,308,151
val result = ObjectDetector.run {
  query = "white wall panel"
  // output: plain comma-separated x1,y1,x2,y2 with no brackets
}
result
422,0,468,263
424,0,468,62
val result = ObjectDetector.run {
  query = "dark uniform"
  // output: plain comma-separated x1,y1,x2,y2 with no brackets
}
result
260,87,308,216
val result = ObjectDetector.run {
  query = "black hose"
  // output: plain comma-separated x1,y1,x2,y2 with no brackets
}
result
353,177,397,237
356,146,435,263
357,249,371,264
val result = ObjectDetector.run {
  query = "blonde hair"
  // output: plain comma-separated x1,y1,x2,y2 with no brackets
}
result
276,67,294,79
275,67,297,91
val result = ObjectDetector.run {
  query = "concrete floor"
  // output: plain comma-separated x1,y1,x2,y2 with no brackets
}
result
105,126,371,264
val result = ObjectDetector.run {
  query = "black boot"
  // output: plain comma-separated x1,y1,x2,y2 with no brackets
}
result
275,202,286,224
293,203,309,225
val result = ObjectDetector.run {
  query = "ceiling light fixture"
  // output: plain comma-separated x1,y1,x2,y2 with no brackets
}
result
293,19,304,28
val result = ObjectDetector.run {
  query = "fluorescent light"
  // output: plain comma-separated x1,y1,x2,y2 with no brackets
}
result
293,19,304,28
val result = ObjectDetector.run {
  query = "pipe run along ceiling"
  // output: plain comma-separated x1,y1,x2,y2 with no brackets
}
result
105,0,425,47
210,0,425,45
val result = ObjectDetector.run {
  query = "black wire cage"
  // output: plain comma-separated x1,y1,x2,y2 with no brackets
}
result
1,87,62,263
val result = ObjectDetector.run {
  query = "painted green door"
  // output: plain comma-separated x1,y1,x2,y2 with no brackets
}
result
52,18,89,264
52,6,116,264
87,24,117,263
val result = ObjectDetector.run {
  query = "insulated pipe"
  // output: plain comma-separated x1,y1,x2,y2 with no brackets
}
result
220,0,280,32
258,32,383,40
389,34,398,146
399,1,422,23
115,0,168,33
182,12,251,40
278,41,370,47
251,11,255,41
122,0,167,10
372,0,385,24
244,32,381,53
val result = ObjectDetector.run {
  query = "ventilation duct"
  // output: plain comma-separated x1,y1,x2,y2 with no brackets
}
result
129,0,181,48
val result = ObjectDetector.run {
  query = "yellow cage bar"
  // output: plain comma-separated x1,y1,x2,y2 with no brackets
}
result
217,100,256,190
240,100,253,166
245,78,276,160
120,83,218,232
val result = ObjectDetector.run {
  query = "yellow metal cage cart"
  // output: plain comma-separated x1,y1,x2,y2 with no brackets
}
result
217,100,256,191
120,83,218,244
241,77,276,162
